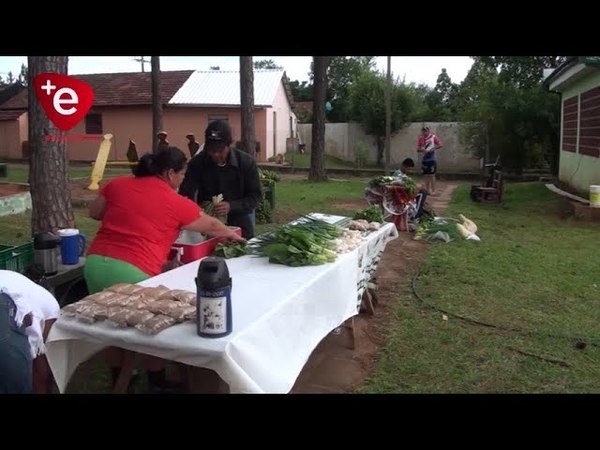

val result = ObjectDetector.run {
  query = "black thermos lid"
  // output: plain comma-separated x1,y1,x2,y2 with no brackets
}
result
196,256,231,290
33,232,60,250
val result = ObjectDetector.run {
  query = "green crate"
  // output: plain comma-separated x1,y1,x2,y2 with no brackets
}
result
0,242,34,273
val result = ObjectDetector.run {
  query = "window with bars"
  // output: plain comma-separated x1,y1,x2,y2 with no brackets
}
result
208,114,228,124
85,113,103,134
579,86,600,158
562,96,578,153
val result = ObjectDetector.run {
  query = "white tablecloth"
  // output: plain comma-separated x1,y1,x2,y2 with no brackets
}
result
45,221,398,393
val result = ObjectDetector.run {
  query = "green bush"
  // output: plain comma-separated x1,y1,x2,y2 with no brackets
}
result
354,140,369,169
256,197,272,224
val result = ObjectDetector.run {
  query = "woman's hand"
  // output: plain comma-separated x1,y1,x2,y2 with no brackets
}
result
224,230,246,243
162,259,183,272
182,214,245,243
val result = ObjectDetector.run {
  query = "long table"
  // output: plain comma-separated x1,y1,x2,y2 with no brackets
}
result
45,220,398,393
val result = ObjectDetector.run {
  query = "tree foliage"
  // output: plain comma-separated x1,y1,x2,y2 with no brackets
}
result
424,68,459,121
457,56,564,173
0,64,27,86
348,70,413,166
254,59,282,70
289,79,313,102
473,56,568,89
324,56,376,122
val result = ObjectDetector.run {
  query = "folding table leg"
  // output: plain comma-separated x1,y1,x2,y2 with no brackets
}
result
362,289,376,315
113,350,136,394
343,317,356,350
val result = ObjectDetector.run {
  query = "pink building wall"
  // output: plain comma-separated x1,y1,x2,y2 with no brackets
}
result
1,106,272,163
0,118,22,159
266,82,297,159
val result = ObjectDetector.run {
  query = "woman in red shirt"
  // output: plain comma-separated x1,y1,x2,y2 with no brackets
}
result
84,146,243,293
83,146,244,392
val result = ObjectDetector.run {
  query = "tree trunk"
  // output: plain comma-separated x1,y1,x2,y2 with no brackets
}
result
239,57,256,159
376,136,384,166
384,56,392,173
309,56,329,182
151,56,163,153
27,56,74,235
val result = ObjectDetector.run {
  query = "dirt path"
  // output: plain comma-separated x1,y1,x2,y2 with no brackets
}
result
291,181,460,393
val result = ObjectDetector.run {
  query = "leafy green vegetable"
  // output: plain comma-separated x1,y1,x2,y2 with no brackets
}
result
259,169,280,187
368,176,395,188
414,217,461,241
402,177,417,196
214,241,249,259
249,217,342,266
353,205,384,223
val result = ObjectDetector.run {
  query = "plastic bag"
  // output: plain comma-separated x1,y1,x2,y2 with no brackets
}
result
135,314,176,335
105,283,145,295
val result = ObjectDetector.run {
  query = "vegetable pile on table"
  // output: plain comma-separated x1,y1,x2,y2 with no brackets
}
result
249,217,342,267
353,205,385,223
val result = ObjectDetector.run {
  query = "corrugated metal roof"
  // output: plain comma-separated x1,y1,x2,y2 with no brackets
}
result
169,69,285,107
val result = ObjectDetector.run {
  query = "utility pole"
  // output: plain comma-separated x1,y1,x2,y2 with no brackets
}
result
134,56,150,72
151,56,163,153
384,56,392,174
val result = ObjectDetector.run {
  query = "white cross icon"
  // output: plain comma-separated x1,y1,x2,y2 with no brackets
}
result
41,80,56,95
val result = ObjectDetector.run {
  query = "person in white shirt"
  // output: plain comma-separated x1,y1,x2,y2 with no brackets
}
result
0,270,60,394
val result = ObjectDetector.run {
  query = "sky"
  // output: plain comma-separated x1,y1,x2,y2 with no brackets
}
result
0,56,473,87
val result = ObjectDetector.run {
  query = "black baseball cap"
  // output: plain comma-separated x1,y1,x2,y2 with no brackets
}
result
204,120,233,151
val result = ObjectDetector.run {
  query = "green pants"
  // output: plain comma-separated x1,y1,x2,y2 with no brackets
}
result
84,254,150,294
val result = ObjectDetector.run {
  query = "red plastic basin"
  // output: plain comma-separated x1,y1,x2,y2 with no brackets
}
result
170,227,242,264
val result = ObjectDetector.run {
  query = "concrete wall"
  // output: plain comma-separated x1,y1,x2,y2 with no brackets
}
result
0,191,31,217
558,71,600,194
297,122,480,172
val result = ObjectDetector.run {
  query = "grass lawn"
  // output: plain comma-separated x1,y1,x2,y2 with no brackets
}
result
360,182,600,393
282,153,379,170
0,177,370,247
1,164,130,184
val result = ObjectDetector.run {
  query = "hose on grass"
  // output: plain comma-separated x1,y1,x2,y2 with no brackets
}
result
411,269,600,351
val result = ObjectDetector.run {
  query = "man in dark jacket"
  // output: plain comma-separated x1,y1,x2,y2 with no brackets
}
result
179,120,262,239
